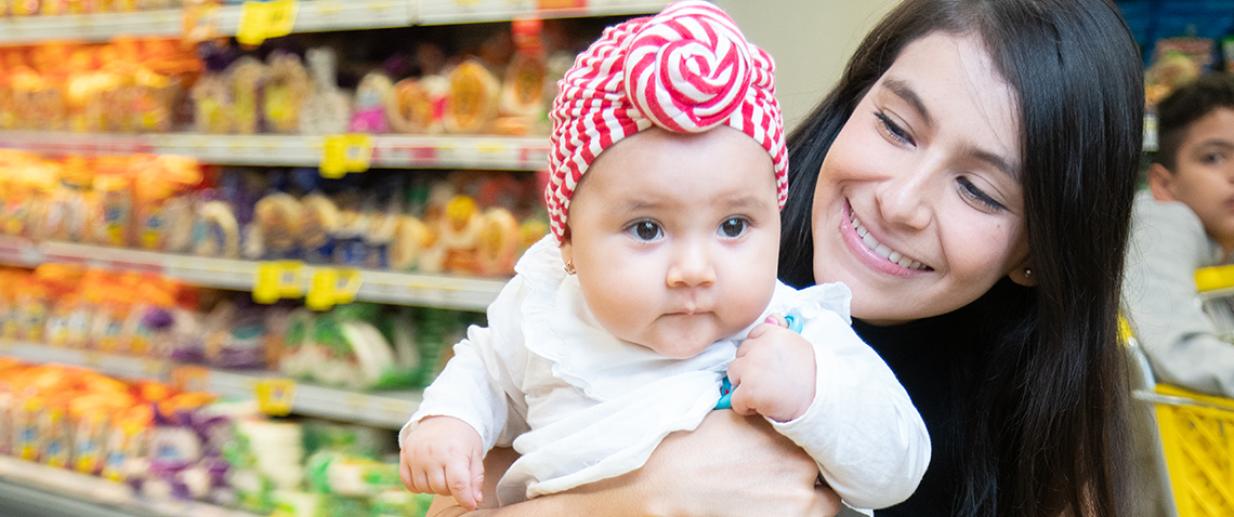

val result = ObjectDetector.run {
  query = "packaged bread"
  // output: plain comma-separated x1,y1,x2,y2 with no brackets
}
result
390,75,448,134
443,59,500,134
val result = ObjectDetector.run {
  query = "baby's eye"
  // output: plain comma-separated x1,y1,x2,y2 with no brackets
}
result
719,217,749,238
627,220,663,241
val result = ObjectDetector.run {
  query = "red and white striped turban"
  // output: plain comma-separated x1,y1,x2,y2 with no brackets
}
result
545,0,787,242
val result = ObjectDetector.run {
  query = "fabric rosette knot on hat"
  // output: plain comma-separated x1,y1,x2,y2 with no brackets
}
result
545,0,787,242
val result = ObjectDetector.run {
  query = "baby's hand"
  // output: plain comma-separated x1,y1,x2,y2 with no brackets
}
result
399,416,485,510
726,317,817,422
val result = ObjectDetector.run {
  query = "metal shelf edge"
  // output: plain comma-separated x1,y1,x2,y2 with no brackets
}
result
0,342,423,430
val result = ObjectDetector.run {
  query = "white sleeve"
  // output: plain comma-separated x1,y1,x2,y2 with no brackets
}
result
398,276,531,452
1124,195,1234,397
769,310,930,510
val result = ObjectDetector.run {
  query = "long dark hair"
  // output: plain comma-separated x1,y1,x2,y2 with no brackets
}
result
779,1,1142,515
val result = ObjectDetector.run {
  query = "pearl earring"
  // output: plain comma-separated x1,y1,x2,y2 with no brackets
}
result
1024,268,1033,278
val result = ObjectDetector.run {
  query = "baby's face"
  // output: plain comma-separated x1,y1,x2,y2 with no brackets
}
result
561,127,779,359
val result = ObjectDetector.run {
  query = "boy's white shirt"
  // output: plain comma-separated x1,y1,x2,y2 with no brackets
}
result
400,236,930,510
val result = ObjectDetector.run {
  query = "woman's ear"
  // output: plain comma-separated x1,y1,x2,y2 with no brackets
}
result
1148,163,1178,202
1008,258,1036,287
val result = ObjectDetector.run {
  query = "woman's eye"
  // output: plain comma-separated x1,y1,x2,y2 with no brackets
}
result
627,221,663,241
875,112,915,146
719,217,748,238
957,177,1005,212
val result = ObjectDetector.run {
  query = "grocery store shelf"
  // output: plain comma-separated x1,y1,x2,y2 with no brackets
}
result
0,1,412,45
418,0,675,25
0,0,673,44
0,456,260,517
0,9,184,45
0,131,550,171
0,342,423,430
0,236,507,312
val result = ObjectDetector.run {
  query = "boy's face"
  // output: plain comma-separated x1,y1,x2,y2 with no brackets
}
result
1150,107,1234,254
560,127,780,359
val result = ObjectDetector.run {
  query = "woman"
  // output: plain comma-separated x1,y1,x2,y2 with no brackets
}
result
428,0,1144,515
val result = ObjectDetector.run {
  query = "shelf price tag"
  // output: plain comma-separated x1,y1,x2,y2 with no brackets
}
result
537,0,586,9
320,134,374,179
172,366,212,393
237,0,300,47
253,261,304,304
253,379,297,417
306,267,363,311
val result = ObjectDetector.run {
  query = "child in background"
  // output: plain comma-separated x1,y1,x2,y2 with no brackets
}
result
1125,73,1234,397
397,1,929,513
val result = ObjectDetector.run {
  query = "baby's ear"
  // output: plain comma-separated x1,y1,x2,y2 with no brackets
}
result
559,225,573,265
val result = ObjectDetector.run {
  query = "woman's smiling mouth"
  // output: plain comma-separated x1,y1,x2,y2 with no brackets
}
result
840,201,933,275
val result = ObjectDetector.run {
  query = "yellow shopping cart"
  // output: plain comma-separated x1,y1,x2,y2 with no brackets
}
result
1129,264,1234,517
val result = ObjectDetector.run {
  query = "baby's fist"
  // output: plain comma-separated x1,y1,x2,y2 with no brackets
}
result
726,321,816,422
399,416,485,510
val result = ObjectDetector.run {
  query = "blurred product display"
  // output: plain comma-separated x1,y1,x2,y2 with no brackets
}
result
0,1,674,515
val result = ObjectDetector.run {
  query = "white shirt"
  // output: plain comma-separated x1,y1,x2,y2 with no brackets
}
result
400,236,930,509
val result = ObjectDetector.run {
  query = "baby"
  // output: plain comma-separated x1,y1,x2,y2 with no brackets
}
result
398,1,929,512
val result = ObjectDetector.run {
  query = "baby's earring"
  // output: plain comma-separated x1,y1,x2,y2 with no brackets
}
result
564,261,577,275
1024,268,1032,278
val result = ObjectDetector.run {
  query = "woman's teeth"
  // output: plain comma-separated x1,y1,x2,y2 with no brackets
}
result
850,212,928,270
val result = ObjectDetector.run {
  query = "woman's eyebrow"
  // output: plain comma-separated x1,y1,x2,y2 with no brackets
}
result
882,78,932,127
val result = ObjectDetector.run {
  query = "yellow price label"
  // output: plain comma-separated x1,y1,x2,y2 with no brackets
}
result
254,378,297,416
237,0,300,47
306,268,363,311
477,142,505,154
320,134,374,179
253,261,304,304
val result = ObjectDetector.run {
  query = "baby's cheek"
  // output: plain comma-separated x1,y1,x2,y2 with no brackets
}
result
725,283,777,334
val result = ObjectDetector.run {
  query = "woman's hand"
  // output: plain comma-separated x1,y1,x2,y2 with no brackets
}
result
427,410,841,517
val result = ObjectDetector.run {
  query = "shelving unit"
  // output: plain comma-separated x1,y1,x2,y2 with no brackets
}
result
0,0,676,44
0,456,261,517
0,236,507,311
0,132,551,171
0,2,678,514
0,341,423,429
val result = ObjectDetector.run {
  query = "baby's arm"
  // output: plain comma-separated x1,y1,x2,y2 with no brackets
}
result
731,310,930,510
401,416,485,510
400,277,532,509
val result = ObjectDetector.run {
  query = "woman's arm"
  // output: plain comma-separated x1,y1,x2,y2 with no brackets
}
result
427,411,842,517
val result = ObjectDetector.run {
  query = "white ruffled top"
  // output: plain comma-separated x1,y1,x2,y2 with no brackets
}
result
400,236,930,510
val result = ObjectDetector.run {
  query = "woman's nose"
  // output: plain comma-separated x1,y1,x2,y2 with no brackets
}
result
666,240,716,288
877,167,934,230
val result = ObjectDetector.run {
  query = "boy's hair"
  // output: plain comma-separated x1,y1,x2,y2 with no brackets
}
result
1156,73,1234,171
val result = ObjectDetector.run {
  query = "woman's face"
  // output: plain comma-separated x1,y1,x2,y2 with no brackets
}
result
812,32,1032,325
